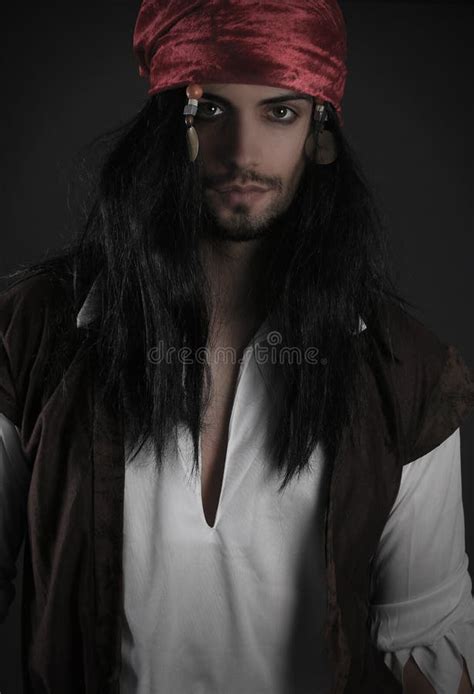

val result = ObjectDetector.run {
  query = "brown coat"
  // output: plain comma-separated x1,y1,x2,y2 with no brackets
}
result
1,269,473,693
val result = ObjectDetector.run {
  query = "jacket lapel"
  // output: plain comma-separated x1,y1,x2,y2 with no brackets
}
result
76,275,125,690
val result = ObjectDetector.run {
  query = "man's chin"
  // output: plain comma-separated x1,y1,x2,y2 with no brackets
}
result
203,220,276,243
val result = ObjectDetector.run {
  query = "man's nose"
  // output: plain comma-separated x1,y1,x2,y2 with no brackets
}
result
217,116,264,167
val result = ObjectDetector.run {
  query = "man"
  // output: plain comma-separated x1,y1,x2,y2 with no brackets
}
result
0,1,473,693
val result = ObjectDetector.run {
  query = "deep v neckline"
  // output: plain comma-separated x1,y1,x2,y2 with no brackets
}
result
197,355,246,530
178,317,271,529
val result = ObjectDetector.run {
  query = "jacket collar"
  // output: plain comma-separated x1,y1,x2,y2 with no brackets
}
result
76,275,367,338
76,274,102,330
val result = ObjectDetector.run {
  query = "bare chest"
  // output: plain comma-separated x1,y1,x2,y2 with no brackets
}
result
199,350,244,528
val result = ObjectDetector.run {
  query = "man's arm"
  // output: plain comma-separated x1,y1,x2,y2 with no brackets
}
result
403,655,473,693
368,428,474,693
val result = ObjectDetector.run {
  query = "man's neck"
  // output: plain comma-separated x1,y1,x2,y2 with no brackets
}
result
199,238,267,346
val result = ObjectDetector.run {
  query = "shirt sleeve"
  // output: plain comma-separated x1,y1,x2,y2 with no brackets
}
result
368,427,474,693
0,411,31,624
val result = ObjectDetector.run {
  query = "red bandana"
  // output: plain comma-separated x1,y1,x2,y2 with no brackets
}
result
133,0,348,125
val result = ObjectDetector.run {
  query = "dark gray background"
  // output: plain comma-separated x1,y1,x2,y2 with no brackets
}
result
0,2,473,691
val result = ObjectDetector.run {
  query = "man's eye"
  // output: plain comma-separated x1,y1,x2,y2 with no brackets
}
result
270,106,299,122
195,103,299,124
196,103,224,118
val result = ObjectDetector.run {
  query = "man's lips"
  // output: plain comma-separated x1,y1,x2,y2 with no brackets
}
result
210,186,271,206
212,185,270,193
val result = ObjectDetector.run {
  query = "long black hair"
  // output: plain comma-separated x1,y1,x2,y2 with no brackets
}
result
2,86,416,492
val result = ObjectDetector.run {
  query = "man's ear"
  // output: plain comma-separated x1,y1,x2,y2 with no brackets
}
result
305,98,338,165
315,128,338,165
304,128,338,165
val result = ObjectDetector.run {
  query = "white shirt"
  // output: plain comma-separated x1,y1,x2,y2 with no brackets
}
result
1,322,473,693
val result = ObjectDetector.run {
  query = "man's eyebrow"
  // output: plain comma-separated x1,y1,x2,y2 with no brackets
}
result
201,91,313,106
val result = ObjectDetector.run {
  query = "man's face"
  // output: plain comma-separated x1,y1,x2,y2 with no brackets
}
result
195,83,314,242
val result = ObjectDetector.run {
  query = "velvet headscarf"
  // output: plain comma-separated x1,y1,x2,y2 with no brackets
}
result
133,0,348,125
